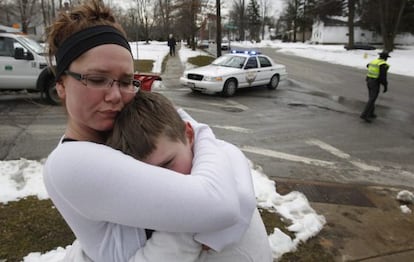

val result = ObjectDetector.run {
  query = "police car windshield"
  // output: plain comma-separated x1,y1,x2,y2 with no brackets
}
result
212,55,246,68
17,36,45,55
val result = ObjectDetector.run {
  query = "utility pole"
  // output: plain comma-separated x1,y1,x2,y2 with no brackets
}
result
216,0,222,57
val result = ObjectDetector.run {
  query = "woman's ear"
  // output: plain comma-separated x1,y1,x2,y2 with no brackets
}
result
185,122,195,146
56,81,66,99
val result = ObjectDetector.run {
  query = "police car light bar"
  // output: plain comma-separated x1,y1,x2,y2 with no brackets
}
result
230,50,261,55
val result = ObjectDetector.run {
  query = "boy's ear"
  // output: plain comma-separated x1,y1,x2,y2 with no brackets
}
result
185,122,194,146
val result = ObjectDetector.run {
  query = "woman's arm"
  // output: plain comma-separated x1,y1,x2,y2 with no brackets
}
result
195,141,256,251
44,124,239,233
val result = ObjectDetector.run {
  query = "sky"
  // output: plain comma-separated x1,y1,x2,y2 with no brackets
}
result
106,0,284,19
1,40,413,261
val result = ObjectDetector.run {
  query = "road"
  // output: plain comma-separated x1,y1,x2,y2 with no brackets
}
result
1,52,413,190
260,47,414,121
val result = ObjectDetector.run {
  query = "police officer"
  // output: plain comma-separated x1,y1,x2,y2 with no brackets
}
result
360,51,390,123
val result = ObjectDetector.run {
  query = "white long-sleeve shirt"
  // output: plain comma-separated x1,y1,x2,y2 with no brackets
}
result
44,114,249,262
61,136,271,262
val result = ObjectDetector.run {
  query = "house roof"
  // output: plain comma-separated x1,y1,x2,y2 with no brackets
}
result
319,16,361,26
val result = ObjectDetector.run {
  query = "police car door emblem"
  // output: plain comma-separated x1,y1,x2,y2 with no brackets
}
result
245,71,256,85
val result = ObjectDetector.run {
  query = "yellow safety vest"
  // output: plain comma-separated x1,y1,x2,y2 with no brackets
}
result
367,58,389,79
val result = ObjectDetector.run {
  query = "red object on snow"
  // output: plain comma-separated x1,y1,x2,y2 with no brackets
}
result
134,73,162,91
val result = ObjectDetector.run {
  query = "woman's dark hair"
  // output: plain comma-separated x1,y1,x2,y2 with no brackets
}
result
46,0,127,73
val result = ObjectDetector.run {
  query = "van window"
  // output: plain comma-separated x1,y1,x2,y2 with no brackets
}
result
17,35,45,54
0,37,15,57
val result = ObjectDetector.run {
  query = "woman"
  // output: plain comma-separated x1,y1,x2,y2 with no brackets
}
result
43,1,251,261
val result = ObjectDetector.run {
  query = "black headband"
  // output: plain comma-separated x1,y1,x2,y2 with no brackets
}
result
55,25,131,81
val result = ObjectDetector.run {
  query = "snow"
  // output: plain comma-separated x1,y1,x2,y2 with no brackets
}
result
231,40,414,77
2,39,414,261
400,205,412,214
396,190,414,203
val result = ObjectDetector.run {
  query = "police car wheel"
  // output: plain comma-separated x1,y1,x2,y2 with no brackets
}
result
268,74,279,90
222,79,237,97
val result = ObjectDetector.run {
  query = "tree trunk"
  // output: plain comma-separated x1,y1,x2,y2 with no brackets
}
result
379,0,407,52
302,0,306,43
41,0,48,29
348,0,355,49
293,0,298,42
240,0,245,41
145,15,149,44
216,0,222,57
21,3,28,34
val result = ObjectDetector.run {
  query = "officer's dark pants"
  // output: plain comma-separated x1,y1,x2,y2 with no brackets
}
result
361,77,380,118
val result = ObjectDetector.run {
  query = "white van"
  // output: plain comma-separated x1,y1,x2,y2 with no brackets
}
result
0,32,59,105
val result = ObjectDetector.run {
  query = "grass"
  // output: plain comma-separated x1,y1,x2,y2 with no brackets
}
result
0,197,75,262
134,59,154,73
0,198,334,262
133,54,213,75
187,55,215,67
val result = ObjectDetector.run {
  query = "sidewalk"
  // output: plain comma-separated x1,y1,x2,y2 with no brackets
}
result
161,43,184,89
277,179,414,261
160,45,414,262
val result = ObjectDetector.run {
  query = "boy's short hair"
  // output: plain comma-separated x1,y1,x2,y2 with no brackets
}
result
107,91,186,160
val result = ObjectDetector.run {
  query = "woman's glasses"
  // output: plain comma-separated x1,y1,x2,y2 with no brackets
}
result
64,70,140,93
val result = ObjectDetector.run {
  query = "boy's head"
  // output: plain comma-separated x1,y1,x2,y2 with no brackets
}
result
107,91,194,174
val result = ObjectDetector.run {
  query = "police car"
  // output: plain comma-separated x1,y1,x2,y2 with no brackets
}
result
180,50,287,97
0,32,58,104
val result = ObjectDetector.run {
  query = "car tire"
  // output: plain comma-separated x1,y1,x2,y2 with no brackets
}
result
222,79,237,97
44,78,60,105
268,74,279,90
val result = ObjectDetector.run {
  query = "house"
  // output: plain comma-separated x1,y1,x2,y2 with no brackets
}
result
311,16,414,45
311,16,380,44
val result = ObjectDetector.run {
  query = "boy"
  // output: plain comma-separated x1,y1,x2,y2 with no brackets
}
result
106,91,272,262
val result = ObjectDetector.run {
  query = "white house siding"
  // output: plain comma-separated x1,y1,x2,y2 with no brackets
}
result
311,20,413,45
394,33,414,45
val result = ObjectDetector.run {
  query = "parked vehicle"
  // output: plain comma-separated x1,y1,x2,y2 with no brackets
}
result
221,40,230,50
344,44,376,50
180,50,287,97
197,40,210,49
0,32,58,104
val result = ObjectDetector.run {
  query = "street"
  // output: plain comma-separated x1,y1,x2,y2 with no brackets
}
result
1,53,413,190
1,49,414,261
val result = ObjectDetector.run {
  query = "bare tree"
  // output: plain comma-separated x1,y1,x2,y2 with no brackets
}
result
360,0,409,52
280,0,299,42
379,0,407,52
216,0,221,57
41,0,48,29
0,1,15,26
17,0,39,33
136,0,153,43
229,0,247,41
259,0,272,40
176,0,202,50
156,0,173,39
347,0,355,49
